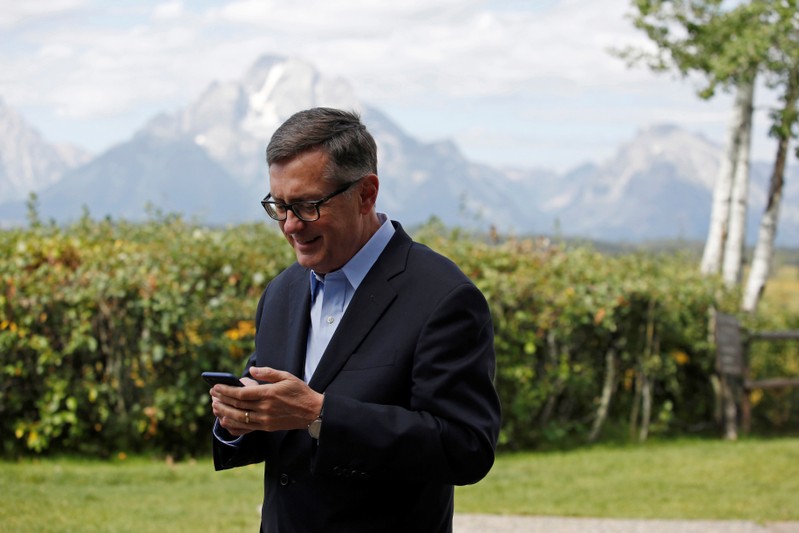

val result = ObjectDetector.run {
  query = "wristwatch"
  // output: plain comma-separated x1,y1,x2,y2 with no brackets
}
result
308,396,324,439
308,417,322,439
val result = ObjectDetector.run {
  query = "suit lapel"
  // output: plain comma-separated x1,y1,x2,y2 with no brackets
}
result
284,268,312,379
308,223,411,392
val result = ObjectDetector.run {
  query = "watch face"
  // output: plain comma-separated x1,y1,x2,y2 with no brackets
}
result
309,418,322,439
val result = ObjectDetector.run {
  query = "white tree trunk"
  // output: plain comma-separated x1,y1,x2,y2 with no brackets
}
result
722,78,755,287
700,87,747,275
588,347,616,443
742,181,783,312
742,67,799,312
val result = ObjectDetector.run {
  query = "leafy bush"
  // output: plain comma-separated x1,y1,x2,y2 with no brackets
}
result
416,225,737,449
0,214,292,457
4,214,787,457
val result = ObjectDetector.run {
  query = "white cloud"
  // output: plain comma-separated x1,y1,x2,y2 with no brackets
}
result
38,43,74,60
152,1,184,20
2,0,772,167
0,0,87,28
5,0,655,115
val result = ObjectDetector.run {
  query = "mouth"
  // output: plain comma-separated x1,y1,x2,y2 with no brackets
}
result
293,235,321,249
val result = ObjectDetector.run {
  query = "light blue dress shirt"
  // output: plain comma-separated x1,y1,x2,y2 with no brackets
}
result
304,213,395,382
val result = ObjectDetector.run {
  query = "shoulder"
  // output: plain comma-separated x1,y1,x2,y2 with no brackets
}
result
384,226,475,295
407,240,467,279
260,262,307,299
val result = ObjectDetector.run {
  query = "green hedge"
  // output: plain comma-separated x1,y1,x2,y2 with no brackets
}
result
1,215,795,457
415,225,736,448
1,214,293,457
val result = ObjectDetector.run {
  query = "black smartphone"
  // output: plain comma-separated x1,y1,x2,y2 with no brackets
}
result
202,371,244,387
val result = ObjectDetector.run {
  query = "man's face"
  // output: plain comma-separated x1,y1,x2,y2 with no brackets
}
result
268,149,370,274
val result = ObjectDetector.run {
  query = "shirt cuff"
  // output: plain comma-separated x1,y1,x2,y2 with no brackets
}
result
213,418,243,446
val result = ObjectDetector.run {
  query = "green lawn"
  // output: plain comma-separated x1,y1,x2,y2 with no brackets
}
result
457,437,799,522
2,438,797,532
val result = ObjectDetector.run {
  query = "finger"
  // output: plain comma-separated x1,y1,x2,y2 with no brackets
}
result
221,417,251,436
212,397,238,418
210,383,246,399
212,384,264,407
216,403,252,428
249,366,294,383
213,393,253,412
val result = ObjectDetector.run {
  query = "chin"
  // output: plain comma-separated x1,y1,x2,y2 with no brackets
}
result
294,254,322,272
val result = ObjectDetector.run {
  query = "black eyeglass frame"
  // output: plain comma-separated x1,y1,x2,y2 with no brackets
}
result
260,178,364,222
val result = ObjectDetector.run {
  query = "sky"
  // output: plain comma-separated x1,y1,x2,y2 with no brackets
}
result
0,0,782,173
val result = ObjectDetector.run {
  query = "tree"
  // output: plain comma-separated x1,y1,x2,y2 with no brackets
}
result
618,1,771,281
700,82,752,275
720,77,755,287
742,1,799,311
624,1,799,313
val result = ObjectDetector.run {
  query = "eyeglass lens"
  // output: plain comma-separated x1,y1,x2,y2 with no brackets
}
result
265,202,319,222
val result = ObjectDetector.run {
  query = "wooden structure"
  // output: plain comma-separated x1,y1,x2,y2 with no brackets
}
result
714,312,799,439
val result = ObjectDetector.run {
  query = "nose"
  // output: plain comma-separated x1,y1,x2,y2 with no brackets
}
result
282,209,305,234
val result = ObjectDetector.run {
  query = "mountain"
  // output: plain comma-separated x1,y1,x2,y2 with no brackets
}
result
509,124,799,245
360,106,550,232
143,55,362,196
0,97,90,204
140,55,529,231
34,135,256,225
0,56,797,246
544,124,723,240
1,56,527,232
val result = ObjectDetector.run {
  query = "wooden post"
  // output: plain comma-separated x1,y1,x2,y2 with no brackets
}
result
714,313,745,440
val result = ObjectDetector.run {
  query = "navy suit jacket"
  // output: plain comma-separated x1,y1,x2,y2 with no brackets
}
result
213,222,501,532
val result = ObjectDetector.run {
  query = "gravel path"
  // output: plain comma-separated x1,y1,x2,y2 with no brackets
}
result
454,514,799,532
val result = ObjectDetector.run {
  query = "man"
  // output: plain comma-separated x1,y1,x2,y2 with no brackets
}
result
210,107,501,532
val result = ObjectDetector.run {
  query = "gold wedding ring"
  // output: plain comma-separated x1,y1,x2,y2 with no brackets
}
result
244,410,250,424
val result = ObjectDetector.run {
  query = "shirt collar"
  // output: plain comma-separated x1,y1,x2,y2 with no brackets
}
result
309,213,395,299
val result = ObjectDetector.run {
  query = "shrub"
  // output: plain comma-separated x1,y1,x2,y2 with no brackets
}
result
416,227,736,449
1,216,772,457
0,215,292,457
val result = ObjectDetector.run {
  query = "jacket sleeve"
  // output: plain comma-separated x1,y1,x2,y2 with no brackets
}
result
212,292,271,471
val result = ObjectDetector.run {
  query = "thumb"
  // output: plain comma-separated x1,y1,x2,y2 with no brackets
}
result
249,366,290,382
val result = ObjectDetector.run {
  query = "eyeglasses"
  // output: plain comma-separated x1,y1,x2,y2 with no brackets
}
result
260,178,363,222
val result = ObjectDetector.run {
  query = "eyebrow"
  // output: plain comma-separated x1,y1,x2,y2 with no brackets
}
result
270,191,325,204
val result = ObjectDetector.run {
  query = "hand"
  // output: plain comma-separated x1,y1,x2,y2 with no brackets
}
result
211,367,324,436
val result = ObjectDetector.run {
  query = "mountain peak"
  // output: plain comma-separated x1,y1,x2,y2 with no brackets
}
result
605,123,721,192
138,55,361,188
0,98,90,202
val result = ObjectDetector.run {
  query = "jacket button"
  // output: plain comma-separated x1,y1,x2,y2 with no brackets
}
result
279,474,290,486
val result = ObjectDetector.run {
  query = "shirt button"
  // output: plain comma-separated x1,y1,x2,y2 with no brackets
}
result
327,316,335,324
279,474,290,486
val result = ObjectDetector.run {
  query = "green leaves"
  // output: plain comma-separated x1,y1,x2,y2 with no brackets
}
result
418,226,734,448
2,215,791,456
0,216,291,457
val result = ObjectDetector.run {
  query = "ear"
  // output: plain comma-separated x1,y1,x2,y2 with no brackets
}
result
358,174,379,214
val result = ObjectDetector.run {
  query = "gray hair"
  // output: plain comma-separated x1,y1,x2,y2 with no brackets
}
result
266,107,377,185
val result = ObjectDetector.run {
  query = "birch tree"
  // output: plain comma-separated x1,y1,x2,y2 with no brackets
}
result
618,1,770,276
742,1,799,311
701,81,754,275
721,78,755,286
743,72,797,310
